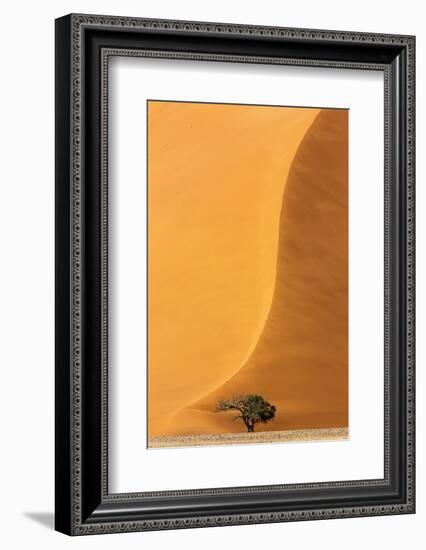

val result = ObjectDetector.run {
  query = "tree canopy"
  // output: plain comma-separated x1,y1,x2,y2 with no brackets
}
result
216,394,276,432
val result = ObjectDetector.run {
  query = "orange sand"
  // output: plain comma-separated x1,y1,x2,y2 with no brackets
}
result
147,101,347,437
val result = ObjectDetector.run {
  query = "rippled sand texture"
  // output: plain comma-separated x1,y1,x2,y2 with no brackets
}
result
148,101,348,439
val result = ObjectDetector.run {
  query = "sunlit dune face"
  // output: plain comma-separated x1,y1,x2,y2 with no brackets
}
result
147,100,347,440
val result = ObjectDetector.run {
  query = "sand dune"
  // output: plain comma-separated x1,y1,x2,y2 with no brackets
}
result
161,109,348,436
148,102,321,436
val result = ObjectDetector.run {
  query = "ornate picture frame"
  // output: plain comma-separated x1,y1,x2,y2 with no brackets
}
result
55,13,415,535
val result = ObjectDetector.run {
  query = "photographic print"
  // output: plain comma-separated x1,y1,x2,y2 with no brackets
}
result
56,16,415,534
147,100,348,449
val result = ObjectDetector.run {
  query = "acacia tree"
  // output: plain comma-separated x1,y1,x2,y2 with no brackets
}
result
216,394,276,433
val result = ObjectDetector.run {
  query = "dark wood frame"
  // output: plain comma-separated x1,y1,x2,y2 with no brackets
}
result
55,13,415,535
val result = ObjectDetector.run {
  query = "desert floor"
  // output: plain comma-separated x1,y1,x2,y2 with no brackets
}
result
148,428,349,449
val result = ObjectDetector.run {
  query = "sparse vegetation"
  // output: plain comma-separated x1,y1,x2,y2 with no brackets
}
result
216,394,276,432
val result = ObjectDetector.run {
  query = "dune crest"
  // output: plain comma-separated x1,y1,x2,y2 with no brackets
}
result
167,109,348,436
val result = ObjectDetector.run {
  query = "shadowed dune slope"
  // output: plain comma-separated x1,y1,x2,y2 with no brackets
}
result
170,109,348,435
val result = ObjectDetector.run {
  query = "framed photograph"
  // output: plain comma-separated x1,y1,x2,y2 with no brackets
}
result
55,14,415,535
